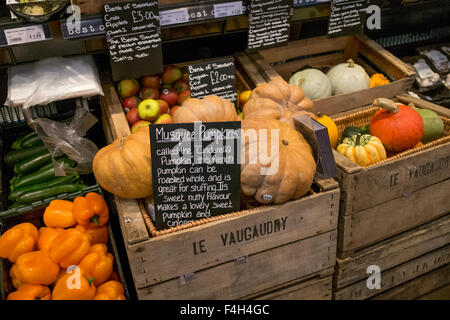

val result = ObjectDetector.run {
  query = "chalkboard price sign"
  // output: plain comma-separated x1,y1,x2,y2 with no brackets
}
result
247,0,293,50
327,0,368,38
150,122,241,230
187,57,238,107
103,0,163,81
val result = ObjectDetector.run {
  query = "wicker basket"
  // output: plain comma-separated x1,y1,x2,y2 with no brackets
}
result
333,106,450,169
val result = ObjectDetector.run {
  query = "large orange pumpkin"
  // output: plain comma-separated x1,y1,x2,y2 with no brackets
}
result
370,98,424,152
241,119,316,204
93,126,152,199
172,95,241,123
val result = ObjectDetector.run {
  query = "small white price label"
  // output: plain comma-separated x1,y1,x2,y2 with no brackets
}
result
214,1,243,18
160,8,189,26
4,25,46,46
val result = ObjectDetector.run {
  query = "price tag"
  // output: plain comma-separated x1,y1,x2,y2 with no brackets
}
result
214,1,244,18
160,8,189,26
4,25,46,46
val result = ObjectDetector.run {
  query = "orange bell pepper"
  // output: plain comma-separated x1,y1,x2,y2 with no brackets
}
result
75,225,109,245
37,227,64,251
7,284,51,300
0,222,38,263
78,243,114,286
52,267,96,300
73,193,109,228
94,281,126,300
49,228,91,268
9,264,23,289
15,250,60,285
109,270,120,282
43,200,76,228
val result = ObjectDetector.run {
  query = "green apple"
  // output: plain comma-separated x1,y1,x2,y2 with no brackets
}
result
153,114,173,124
138,99,161,122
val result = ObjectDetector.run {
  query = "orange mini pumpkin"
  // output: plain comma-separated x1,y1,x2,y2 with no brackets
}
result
370,98,424,152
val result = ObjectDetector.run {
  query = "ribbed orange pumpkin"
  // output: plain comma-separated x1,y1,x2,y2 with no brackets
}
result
93,126,152,199
370,98,424,152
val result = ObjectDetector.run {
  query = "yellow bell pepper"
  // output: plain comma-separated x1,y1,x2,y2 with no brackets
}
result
37,227,65,251
94,281,126,300
15,250,60,285
75,225,109,245
49,228,91,268
0,222,38,263
52,267,96,300
43,200,76,228
78,243,114,286
73,193,109,228
7,284,51,300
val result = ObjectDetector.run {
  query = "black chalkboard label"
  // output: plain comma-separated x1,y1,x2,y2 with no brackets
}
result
103,0,163,81
247,0,293,50
327,0,368,38
150,122,241,230
187,57,238,107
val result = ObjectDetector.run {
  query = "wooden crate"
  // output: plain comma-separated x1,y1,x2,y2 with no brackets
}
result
238,34,416,115
71,0,194,15
100,70,340,300
333,214,450,300
332,95,450,256
248,267,334,300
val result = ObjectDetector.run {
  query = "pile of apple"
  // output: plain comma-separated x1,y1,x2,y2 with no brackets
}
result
117,65,191,133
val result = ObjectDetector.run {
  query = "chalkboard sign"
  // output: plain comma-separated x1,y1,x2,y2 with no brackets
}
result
247,0,293,50
103,0,163,81
327,0,368,38
150,121,241,230
187,57,238,107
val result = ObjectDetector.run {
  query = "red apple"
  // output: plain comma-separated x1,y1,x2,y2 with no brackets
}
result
159,88,178,107
117,79,140,98
170,105,181,117
156,99,169,114
140,75,161,89
131,120,151,134
122,96,141,113
126,107,140,126
138,99,161,122
172,79,190,94
153,114,173,125
140,87,160,100
177,90,191,106
162,65,182,85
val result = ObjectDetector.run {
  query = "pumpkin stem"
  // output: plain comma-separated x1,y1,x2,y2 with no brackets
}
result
317,112,323,118
373,98,399,114
408,103,416,109
347,59,355,68
282,139,289,146
355,134,363,146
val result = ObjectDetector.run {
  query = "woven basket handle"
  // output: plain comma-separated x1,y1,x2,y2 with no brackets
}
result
373,98,399,114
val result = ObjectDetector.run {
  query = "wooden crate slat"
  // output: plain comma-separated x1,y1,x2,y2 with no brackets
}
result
129,188,339,288
335,214,450,289
136,230,337,300
249,267,334,300
417,283,450,300
372,264,450,300
258,35,350,64
339,179,450,255
334,244,450,300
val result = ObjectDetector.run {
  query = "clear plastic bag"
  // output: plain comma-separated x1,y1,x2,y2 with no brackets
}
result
6,55,104,108
31,106,99,176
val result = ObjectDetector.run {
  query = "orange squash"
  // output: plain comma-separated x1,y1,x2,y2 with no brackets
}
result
370,98,424,152
93,126,152,199
241,119,316,204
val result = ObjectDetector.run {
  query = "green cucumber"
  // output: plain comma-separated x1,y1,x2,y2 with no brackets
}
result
21,135,43,149
4,144,48,166
13,151,51,175
11,158,77,190
11,132,38,150
8,174,80,202
16,184,88,204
